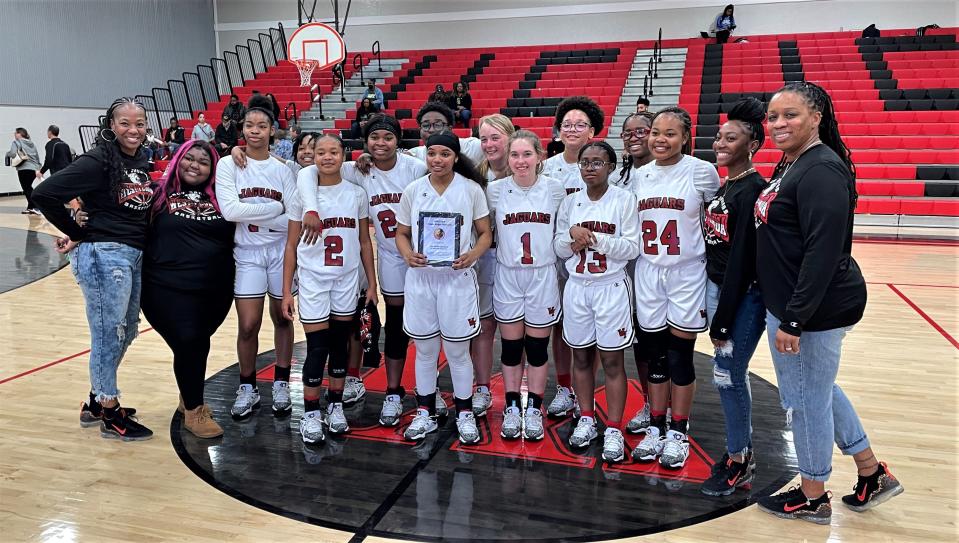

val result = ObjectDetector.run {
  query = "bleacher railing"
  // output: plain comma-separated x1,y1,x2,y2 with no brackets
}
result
79,22,289,151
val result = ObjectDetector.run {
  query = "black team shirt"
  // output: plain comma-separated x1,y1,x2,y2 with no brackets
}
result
144,190,235,290
32,145,153,249
703,170,766,340
754,144,867,335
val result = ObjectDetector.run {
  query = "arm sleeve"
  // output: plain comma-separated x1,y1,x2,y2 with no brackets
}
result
214,158,285,222
356,186,369,219
695,161,722,201
782,163,852,331
340,162,364,186
552,196,575,259
286,185,304,222
462,94,473,109
592,192,640,260
485,182,500,217
396,184,414,226
260,168,299,231
296,167,319,214
709,186,761,340
31,155,105,241
462,138,485,165
471,183,490,220
175,129,185,144
5,141,18,159
374,88,384,107
39,141,52,174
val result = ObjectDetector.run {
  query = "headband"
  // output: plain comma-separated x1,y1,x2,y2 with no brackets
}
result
366,119,400,139
425,132,460,154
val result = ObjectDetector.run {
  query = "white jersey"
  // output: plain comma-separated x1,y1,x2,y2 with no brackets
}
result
631,154,721,267
396,173,490,270
487,175,565,268
611,165,643,189
289,167,368,278
409,137,484,166
554,185,640,280
215,156,297,249
542,153,586,196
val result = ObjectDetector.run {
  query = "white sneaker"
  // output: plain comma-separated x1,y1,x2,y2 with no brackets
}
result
500,406,522,439
456,412,481,444
326,402,350,434
379,394,404,427
404,409,438,441
299,410,325,443
230,384,260,420
659,429,690,469
435,392,448,417
523,407,544,441
271,381,292,415
633,425,665,461
472,388,492,417
568,416,598,448
625,403,650,434
547,385,577,417
602,428,626,463
343,376,367,405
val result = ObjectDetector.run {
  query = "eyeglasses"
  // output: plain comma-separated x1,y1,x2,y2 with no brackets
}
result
621,128,650,140
578,159,611,170
420,121,449,131
560,121,592,133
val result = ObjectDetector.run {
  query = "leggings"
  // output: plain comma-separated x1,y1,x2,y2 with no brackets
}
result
141,280,234,410
18,170,36,209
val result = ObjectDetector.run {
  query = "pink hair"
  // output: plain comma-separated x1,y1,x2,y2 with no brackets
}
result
152,139,221,215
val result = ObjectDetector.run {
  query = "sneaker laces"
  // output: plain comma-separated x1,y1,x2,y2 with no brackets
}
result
382,395,402,416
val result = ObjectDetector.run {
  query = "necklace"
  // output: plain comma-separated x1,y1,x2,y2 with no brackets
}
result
778,139,822,180
720,166,756,199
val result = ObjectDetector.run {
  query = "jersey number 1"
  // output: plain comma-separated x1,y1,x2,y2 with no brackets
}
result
324,235,344,266
520,232,533,265
641,219,681,255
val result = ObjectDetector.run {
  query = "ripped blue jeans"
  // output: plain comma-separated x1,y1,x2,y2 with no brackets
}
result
71,242,143,402
705,280,766,457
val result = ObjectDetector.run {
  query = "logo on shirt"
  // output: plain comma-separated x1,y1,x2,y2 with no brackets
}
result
566,187,582,195
703,196,730,245
638,196,686,211
468,317,477,328
116,169,153,211
239,187,283,201
168,191,221,221
575,220,617,235
547,306,556,316
502,211,551,225
618,327,627,337
321,217,358,229
754,178,781,227
370,193,402,206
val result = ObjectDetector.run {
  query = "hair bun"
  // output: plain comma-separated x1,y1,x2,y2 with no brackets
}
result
728,96,766,124
247,94,273,111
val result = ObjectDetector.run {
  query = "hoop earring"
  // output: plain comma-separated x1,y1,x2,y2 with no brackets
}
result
748,150,754,161
99,129,116,142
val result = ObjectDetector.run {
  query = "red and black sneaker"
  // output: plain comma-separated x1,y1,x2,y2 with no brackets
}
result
80,400,137,428
841,462,904,512
100,409,153,442
701,452,754,496
756,486,832,525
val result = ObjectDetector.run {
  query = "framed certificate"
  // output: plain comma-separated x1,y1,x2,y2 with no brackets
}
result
417,211,462,267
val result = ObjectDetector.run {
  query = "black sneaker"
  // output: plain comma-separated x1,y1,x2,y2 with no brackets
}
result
756,486,832,525
80,401,137,428
701,452,754,496
100,409,153,441
841,462,904,512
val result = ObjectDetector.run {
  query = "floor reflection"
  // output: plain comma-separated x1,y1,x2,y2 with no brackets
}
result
0,227,68,293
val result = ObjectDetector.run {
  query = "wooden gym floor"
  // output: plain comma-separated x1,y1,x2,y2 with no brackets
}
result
0,195,955,542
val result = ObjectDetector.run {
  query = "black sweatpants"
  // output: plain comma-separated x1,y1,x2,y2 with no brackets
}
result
18,170,36,209
141,280,234,410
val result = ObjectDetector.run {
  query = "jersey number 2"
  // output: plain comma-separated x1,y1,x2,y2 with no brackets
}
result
575,249,607,274
377,210,397,239
324,235,344,266
641,220,680,255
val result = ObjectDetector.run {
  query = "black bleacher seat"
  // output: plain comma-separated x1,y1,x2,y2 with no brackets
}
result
394,109,412,120
880,90,904,100
696,125,720,138
570,50,588,57
885,100,908,111
780,55,801,65
702,74,722,85
784,72,804,82
519,81,536,90
927,89,954,99
694,137,713,149
865,61,888,71
874,79,898,90
537,106,557,117
698,114,720,125
899,44,920,52
699,104,721,115
507,98,524,107
870,70,893,80
402,128,420,139
584,56,601,63
513,89,531,99
401,139,419,149
778,40,798,48
862,52,884,62
343,139,363,151
588,49,604,56
859,45,881,54
703,66,722,76
701,93,721,104
908,100,934,111
903,89,928,100
567,57,584,64
933,99,959,110
517,107,537,117
782,63,803,73
542,97,563,106
542,51,556,58
502,107,519,117
602,48,620,56
531,65,547,73
917,166,947,181
701,84,722,95
925,181,958,197
704,58,723,67
600,55,617,62
694,150,717,163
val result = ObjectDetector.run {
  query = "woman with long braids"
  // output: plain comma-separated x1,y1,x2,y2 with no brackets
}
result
470,113,517,417
755,82,902,523
396,132,493,445
215,95,298,422
140,140,234,438
699,97,768,496
33,98,155,441
542,96,606,420
631,106,720,469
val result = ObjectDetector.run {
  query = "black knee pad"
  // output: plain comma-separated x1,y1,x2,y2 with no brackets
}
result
304,329,330,387
500,338,524,367
646,330,671,384
524,335,550,367
327,320,352,378
384,304,409,360
667,334,697,386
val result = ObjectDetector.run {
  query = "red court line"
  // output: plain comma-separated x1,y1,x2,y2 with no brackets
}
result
867,281,959,289
855,238,959,247
0,327,154,385
886,284,958,350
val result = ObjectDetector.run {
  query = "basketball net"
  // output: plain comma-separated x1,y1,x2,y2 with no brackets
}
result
293,59,319,86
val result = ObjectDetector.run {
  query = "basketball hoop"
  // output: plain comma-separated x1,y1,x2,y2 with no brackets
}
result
293,59,319,86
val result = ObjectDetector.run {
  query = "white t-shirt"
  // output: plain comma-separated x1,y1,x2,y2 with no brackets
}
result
553,185,640,280
487,175,565,268
396,173,490,268
542,153,586,195
631,154,721,267
215,156,297,249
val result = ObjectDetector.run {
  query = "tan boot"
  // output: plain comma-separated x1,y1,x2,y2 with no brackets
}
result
184,404,224,438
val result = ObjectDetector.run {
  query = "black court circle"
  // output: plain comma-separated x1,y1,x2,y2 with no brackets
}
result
0,227,68,294
173,344,797,542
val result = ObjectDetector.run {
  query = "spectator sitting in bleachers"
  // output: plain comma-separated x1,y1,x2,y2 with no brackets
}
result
352,98,380,139
428,84,451,106
214,114,238,157
409,102,484,165
451,82,473,128
712,4,737,44
861,24,880,39
223,94,247,126
265,93,282,129
163,117,185,159
364,79,385,109
191,113,216,143
636,96,651,113
143,128,163,163
272,129,293,161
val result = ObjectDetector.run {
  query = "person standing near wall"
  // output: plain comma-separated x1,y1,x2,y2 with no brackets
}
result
37,125,73,180
190,113,216,144
6,128,42,214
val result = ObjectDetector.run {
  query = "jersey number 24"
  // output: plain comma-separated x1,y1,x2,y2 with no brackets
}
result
641,219,680,255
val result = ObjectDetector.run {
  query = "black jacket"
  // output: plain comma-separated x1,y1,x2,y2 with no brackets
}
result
40,138,72,174
755,144,866,335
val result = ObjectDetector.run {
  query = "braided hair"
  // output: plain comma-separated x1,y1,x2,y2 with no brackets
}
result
618,110,655,186
726,96,766,148
97,97,148,194
651,106,693,156
772,81,855,179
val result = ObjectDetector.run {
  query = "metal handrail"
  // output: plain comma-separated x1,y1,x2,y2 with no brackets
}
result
657,28,663,62
333,64,346,102
309,83,325,119
353,53,364,85
249,38,267,73
372,40,382,71
236,44,254,82
258,32,277,66
78,125,99,152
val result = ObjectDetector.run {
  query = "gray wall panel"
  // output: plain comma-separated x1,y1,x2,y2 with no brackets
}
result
1,0,215,108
